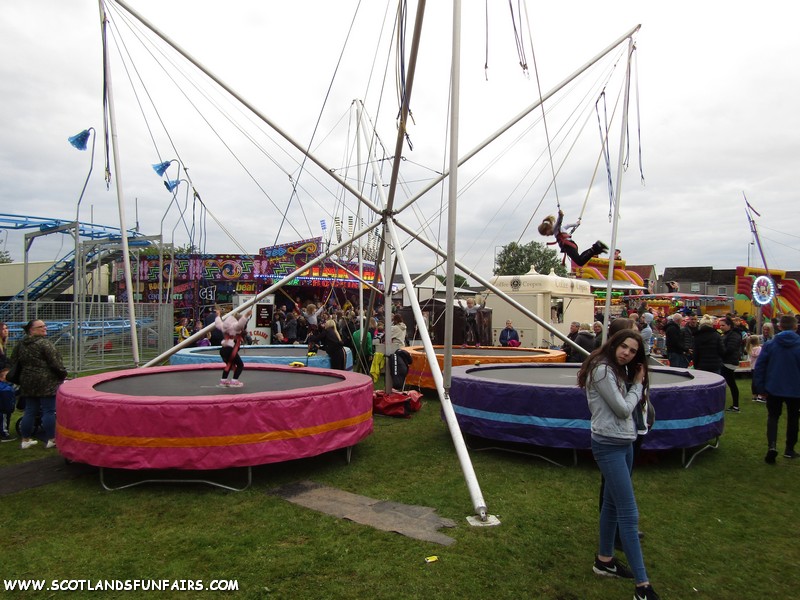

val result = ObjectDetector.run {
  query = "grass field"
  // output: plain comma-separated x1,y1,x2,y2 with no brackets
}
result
2,378,798,599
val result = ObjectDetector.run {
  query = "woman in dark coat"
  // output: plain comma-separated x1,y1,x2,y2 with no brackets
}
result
308,319,347,371
10,319,67,449
692,316,724,374
0,322,9,371
719,316,744,411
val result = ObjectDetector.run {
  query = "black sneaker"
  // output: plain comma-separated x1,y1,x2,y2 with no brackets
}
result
592,556,633,579
765,448,778,464
634,584,661,600
726,406,740,413
784,450,800,459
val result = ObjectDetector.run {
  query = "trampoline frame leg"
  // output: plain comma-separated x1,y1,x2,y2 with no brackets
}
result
681,436,720,469
99,466,253,492
466,440,577,468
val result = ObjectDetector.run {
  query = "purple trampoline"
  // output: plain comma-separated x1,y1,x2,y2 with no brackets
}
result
449,363,727,467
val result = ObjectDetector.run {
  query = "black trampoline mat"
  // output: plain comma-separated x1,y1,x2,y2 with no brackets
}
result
190,347,327,357
470,365,692,386
430,348,550,357
94,369,344,396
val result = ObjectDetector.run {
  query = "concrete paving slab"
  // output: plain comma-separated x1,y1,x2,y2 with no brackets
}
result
268,480,457,546
0,455,94,497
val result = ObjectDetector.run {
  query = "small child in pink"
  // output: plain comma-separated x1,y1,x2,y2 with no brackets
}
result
746,335,764,402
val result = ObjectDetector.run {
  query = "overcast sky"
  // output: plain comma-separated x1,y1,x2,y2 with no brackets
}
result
1,1,798,284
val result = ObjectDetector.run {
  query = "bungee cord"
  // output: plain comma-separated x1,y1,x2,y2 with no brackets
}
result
524,0,561,218
272,1,367,248
507,0,529,75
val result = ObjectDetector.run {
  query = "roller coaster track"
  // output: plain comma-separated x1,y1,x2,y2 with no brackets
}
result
0,213,150,322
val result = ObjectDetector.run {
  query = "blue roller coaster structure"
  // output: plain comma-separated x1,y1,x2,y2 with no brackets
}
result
0,213,153,321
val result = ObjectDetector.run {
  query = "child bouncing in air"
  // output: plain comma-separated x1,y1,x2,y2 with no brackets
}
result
538,209,608,267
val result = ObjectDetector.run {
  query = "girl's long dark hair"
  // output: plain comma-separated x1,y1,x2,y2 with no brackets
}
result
577,329,649,391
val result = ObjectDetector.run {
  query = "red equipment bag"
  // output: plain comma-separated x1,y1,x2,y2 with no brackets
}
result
372,390,422,418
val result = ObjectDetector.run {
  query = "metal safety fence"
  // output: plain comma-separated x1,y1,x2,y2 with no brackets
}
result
2,301,173,374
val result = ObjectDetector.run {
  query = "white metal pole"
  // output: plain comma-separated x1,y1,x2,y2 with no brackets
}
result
601,36,635,339
386,217,491,522
99,0,140,365
355,102,365,332
442,0,461,390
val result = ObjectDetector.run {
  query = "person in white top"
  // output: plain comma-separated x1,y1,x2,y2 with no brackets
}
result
214,307,251,387
389,313,407,354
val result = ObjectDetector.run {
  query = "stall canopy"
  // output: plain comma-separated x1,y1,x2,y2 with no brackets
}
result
622,293,732,302
583,279,647,291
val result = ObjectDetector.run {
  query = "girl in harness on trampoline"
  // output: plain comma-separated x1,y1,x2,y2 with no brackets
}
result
538,209,608,266
215,306,252,387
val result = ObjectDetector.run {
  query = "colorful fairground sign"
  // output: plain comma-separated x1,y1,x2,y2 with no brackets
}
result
752,275,775,306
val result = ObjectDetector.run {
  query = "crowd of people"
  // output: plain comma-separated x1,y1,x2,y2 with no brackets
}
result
172,293,409,379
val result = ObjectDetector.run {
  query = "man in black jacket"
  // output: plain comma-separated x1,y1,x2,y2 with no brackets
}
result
562,321,580,362
682,313,698,363
720,316,744,412
664,313,689,368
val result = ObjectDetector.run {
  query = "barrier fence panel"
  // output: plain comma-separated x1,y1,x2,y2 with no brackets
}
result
3,301,173,374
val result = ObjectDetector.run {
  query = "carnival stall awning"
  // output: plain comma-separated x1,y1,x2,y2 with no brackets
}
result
621,293,732,302
582,279,647,291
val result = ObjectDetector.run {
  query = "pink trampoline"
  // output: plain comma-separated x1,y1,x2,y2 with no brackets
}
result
56,364,374,489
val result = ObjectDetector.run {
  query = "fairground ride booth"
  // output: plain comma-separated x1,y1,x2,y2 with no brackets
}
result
622,293,733,318
573,256,648,317
397,297,492,347
735,266,800,320
111,237,386,330
486,267,595,348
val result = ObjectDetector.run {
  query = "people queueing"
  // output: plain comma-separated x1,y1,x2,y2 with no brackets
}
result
351,323,373,374
682,313,698,364
563,321,581,362
575,322,596,356
308,319,347,371
284,312,298,344
174,317,190,345
388,313,407,354
692,315,724,374
719,316,744,412
592,321,604,350
639,314,654,357
664,313,690,368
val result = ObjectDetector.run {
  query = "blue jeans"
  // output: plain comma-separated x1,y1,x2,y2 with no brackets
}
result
20,396,56,441
668,352,689,368
592,438,648,584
